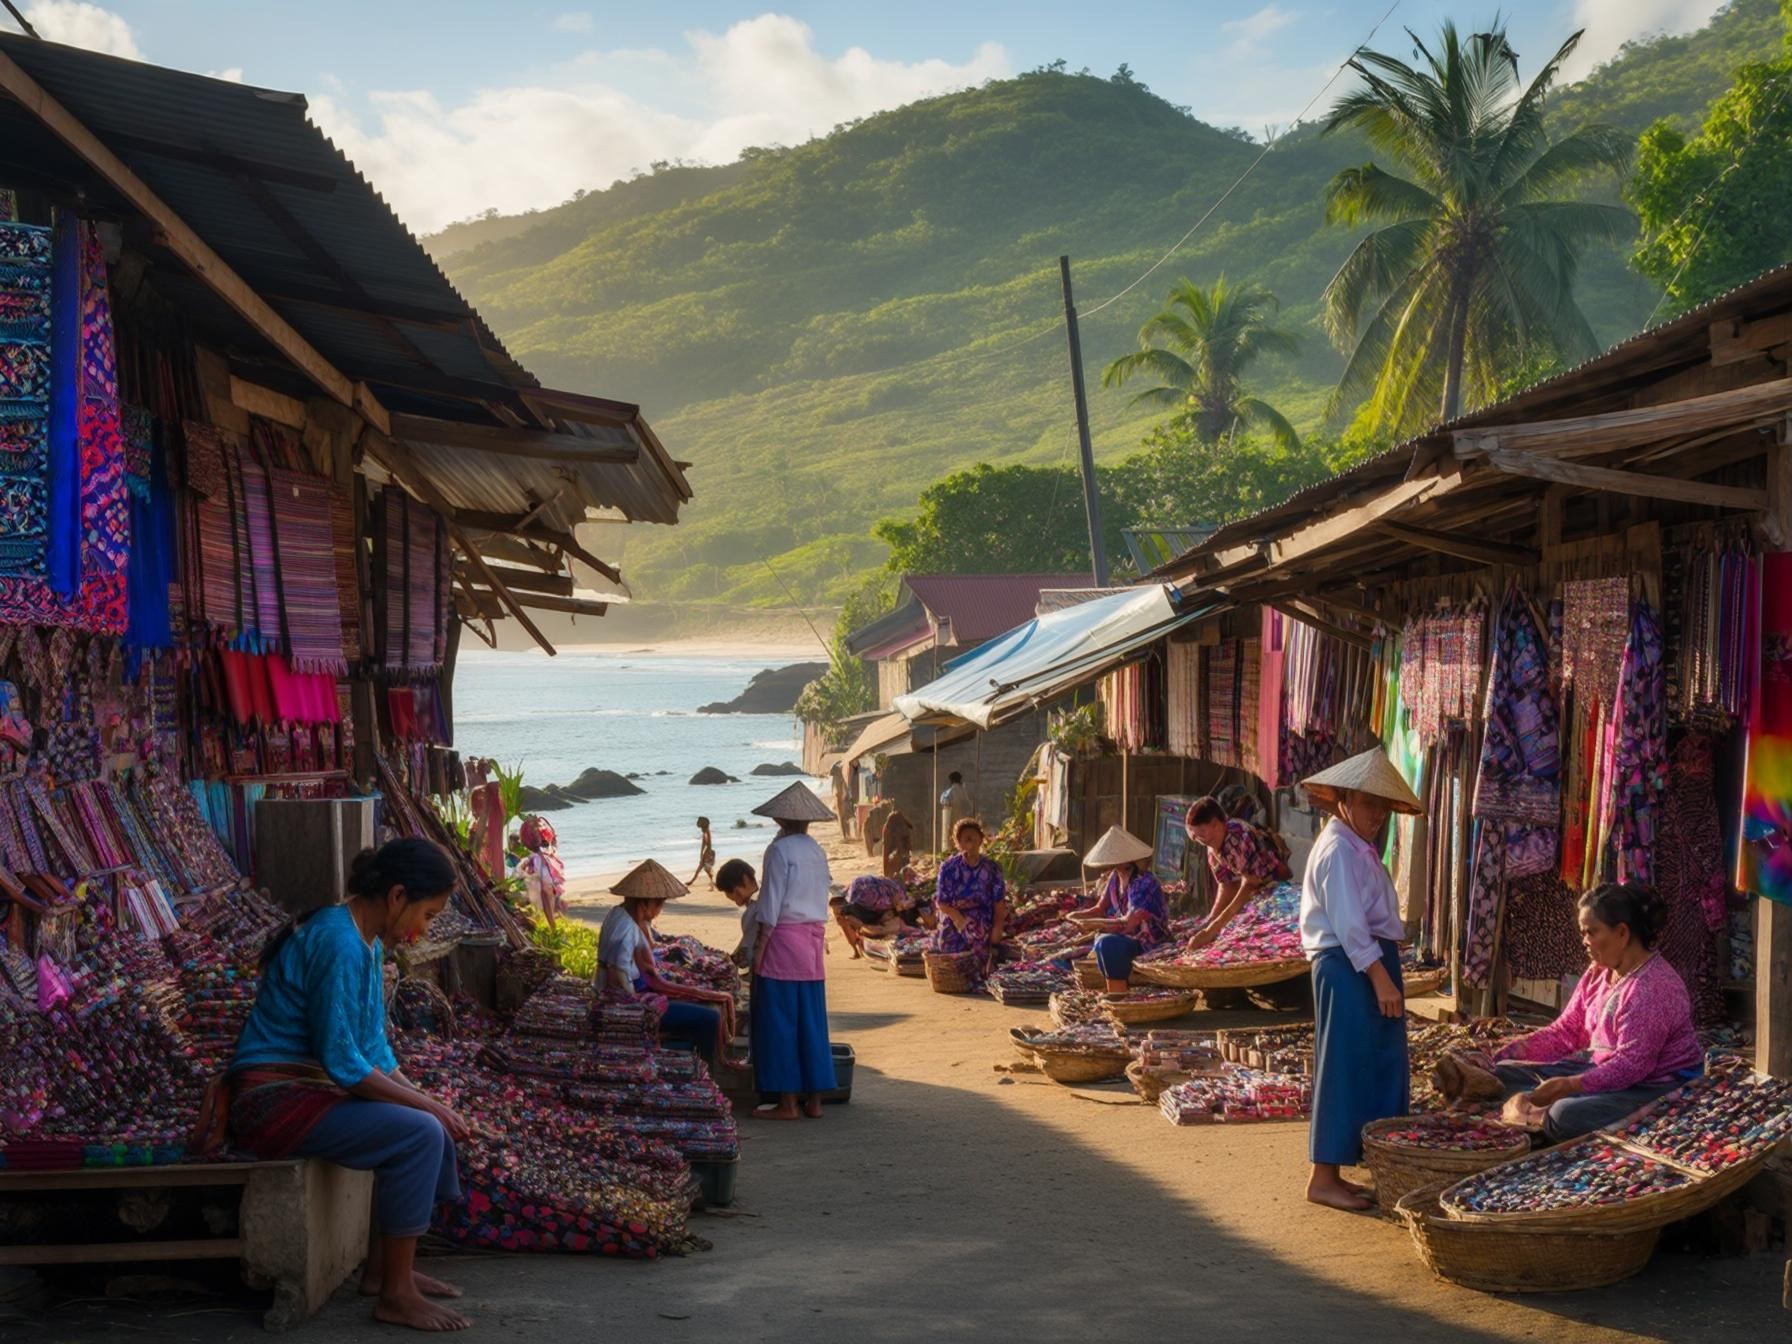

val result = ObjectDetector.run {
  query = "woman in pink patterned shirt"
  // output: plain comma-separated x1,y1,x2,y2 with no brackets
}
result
1492,883,1702,1142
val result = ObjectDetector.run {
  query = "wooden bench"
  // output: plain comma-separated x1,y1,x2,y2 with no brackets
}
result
0,1158,372,1330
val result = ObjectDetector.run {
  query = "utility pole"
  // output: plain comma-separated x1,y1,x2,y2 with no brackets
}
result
1059,255,1110,586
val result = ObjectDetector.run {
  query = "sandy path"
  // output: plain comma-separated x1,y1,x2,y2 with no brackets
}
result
40,823,1784,1342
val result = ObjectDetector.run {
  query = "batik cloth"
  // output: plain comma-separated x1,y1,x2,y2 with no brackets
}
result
1607,602,1666,887
929,853,1006,961
1092,868,1171,948
1207,817,1286,885
0,221,52,579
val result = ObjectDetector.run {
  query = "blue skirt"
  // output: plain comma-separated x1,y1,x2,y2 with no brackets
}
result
1308,939,1409,1165
751,973,837,1095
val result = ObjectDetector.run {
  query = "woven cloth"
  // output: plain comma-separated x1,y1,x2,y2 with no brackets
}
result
182,421,227,498
329,484,362,663
377,485,445,678
406,497,438,672
240,457,283,645
269,466,348,675
0,221,52,579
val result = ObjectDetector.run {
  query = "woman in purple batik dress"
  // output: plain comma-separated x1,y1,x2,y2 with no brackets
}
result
929,817,1008,975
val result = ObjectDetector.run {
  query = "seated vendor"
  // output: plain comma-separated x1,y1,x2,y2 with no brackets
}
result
833,871,926,955
1183,794,1289,954
1488,883,1702,1143
929,818,1008,971
717,858,760,968
1069,826,1170,993
597,860,738,1065
230,838,471,1333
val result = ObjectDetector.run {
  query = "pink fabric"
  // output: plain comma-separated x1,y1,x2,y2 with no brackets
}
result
758,920,826,981
1258,608,1285,788
1494,953,1702,1093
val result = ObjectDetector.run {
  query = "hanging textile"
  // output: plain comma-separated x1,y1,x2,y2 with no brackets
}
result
1737,550,1790,903
1655,733,1725,1024
1460,587,1560,989
1258,609,1284,789
406,496,440,672
1399,603,1486,744
1501,870,1582,979
329,484,362,665
240,455,283,645
1605,602,1666,886
376,485,447,679
124,425,175,661
0,220,128,633
1559,577,1629,887
1205,641,1239,768
269,467,349,675
1165,639,1201,758
0,221,53,579
1238,638,1262,780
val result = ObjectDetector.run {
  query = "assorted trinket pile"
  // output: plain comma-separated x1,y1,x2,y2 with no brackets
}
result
1370,1112,1530,1152
1618,1069,1792,1173
1159,1065,1311,1125
1442,1140,1692,1215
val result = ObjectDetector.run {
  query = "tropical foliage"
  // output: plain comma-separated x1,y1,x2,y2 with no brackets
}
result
793,575,895,729
1101,277,1301,448
1631,2,1792,314
1319,20,1633,434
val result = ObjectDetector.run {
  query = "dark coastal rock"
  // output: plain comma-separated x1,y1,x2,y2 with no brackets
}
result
689,767,737,786
564,767,644,800
697,661,828,715
751,762,806,777
516,784,574,812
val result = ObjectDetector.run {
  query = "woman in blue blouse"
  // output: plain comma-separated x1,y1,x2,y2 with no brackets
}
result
231,839,471,1333
929,817,1008,973
1069,826,1170,992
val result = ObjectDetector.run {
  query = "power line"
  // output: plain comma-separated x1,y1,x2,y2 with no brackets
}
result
1078,0,1403,321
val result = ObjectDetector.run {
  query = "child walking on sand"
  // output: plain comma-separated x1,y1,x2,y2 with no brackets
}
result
689,816,717,889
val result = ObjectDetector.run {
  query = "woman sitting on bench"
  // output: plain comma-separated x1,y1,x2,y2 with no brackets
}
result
231,838,472,1333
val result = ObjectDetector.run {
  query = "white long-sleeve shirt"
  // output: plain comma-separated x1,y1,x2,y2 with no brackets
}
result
1300,817,1403,972
757,832,832,927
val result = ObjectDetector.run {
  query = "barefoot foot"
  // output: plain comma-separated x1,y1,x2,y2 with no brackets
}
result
361,1270,464,1300
803,1097,824,1118
753,1103,800,1121
374,1291,471,1332
1306,1179,1375,1212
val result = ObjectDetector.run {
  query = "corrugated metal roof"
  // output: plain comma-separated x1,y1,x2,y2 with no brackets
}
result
902,574,1099,645
1153,260,1792,578
0,33,690,530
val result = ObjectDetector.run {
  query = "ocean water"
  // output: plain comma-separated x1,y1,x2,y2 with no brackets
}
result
451,649,824,881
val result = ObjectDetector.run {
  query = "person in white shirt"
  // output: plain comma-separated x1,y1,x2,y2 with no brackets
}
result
747,784,839,1120
938,771,974,852
1298,749,1422,1213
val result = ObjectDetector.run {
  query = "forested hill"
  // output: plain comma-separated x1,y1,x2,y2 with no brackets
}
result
428,0,1783,608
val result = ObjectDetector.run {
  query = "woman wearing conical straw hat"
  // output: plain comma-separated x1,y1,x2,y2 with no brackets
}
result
596,859,736,1070
747,784,839,1120
1067,826,1170,994
1299,748,1421,1212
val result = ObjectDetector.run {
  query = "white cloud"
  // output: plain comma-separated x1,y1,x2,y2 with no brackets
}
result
310,14,1010,234
551,12,594,34
204,66,245,83
1560,0,1726,81
21,0,140,58
1221,5,1298,50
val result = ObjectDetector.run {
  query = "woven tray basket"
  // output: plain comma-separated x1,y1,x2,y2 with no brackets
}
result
1103,991,1199,1026
1010,1026,1045,1063
1362,1116,1531,1213
923,949,978,994
1127,1061,1201,1104
1075,958,1108,990
1397,1184,1660,1293
1134,957,1309,990
1035,1046,1130,1085
1438,1133,1772,1234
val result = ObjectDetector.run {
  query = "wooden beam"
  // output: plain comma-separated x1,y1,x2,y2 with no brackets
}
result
364,430,557,655
229,376,307,430
517,386,640,428
0,50,390,435
1264,466,1468,571
465,590,610,619
1712,314,1792,367
1481,447,1768,512
389,413,638,464
453,512,624,584
455,563,573,596
1454,377,1792,458
1266,600,1374,651
1376,519,1540,566
512,486,567,532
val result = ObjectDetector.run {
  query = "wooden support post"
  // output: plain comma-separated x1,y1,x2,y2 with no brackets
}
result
1761,438,1792,1086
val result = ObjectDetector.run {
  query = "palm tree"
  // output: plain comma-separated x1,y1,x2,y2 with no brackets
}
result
1320,21,1633,435
1101,276,1302,449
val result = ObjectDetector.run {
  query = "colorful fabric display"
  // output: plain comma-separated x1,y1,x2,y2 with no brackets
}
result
1740,551,1790,903
268,467,348,674
0,221,53,580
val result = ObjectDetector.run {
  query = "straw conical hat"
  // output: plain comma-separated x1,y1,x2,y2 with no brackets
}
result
609,859,689,901
1083,825,1154,868
751,782,836,822
1301,748,1423,815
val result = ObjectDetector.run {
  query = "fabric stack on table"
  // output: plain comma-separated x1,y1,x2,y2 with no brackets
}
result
988,960,1073,1004
1159,1065,1311,1126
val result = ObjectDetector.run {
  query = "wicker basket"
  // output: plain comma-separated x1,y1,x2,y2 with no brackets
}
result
1075,958,1108,990
1133,957,1309,990
1402,967,1446,998
1397,1184,1660,1293
1010,1026,1045,1063
1035,1047,1130,1085
1438,1133,1772,1234
1362,1116,1531,1214
1103,991,1199,1026
923,949,979,994
1126,1061,1192,1103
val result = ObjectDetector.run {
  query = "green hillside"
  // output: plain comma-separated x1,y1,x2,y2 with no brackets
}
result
430,0,1782,608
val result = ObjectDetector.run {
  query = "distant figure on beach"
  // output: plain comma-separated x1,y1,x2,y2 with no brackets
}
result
716,858,760,968
517,815,567,927
939,771,974,852
880,805,914,877
830,763,853,840
689,816,717,890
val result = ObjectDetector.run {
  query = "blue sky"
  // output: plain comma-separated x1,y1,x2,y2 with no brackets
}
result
4,1,1729,231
